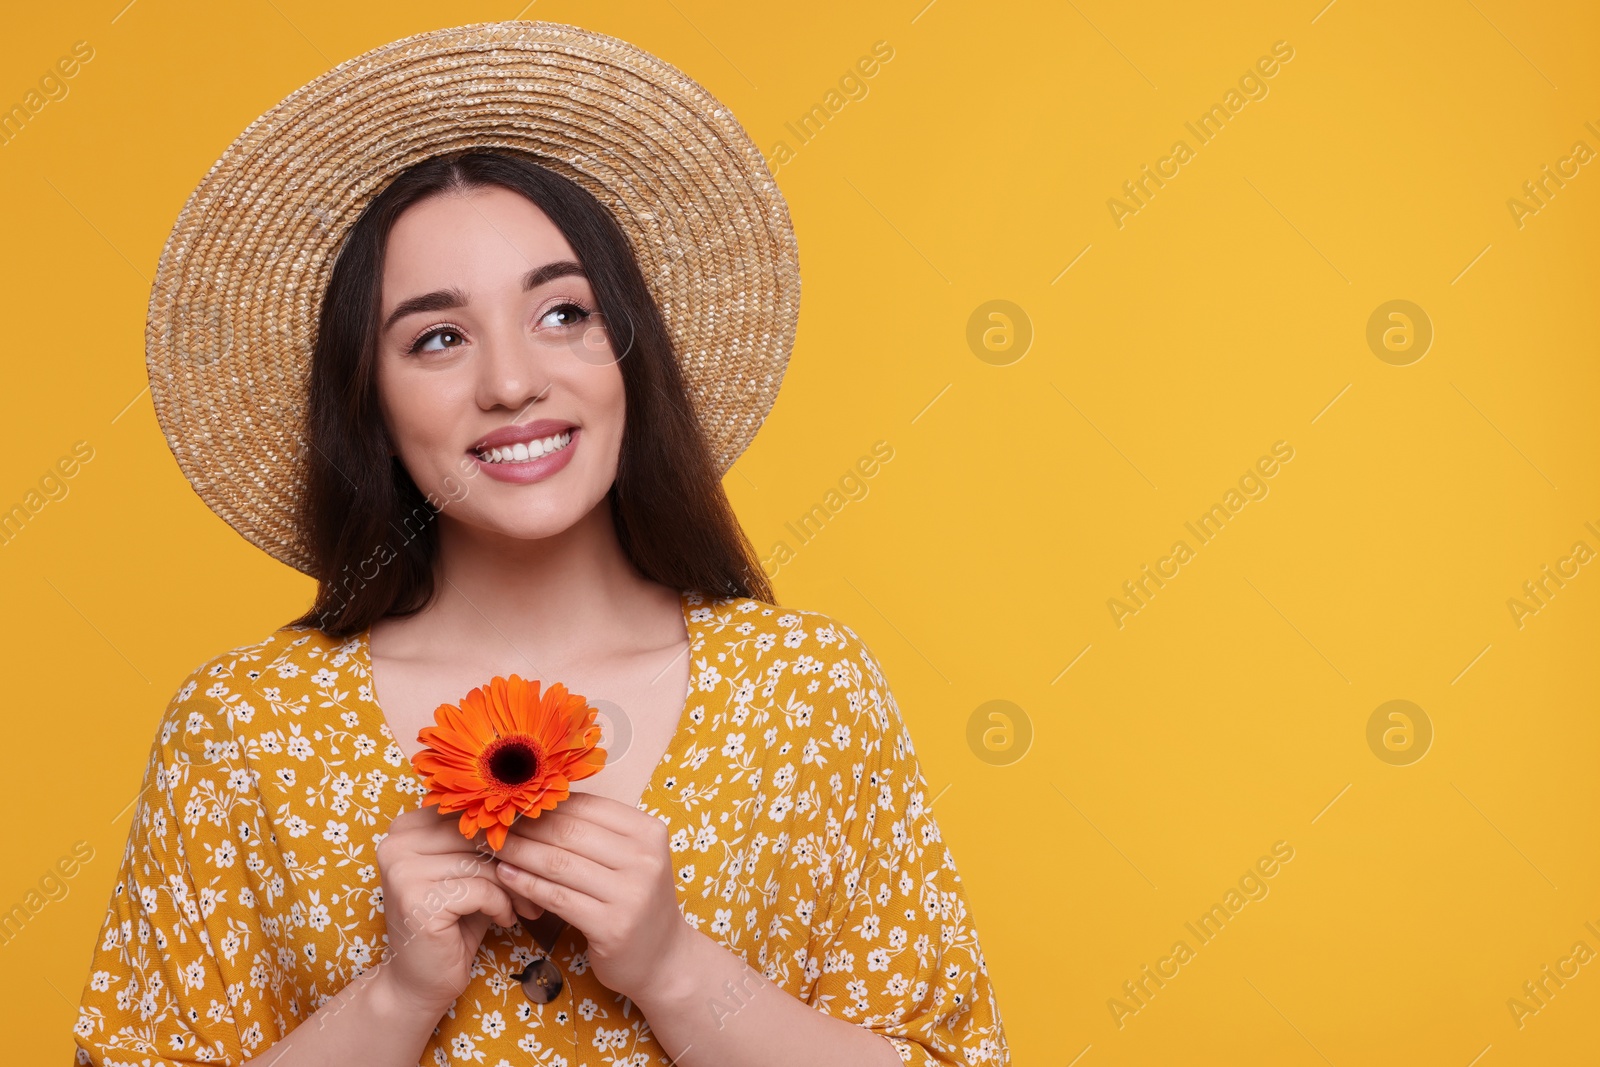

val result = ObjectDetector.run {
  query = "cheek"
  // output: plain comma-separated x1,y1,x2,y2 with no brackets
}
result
604,376,627,423
556,358,626,447
594,375,628,464
381,366,470,454
590,362,627,425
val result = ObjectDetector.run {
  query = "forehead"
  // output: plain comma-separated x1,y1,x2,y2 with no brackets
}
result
381,185,581,296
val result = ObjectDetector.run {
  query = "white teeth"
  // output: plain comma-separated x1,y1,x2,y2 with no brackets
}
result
477,431,571,464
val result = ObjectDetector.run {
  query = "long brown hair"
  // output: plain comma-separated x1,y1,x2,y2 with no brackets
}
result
288,150,774,638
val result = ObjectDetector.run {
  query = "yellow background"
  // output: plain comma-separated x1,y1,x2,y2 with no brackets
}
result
2,1,1596,1063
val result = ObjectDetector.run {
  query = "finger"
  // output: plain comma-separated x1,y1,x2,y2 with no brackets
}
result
493,832,616,900
438,875,518,932
508,892,545,922
460,909,497,949
495,857,603,931
502,809,635,869
389,813,508,860
390,870,517,936
389,854,514,920
537,790,650,835
483,865,544,920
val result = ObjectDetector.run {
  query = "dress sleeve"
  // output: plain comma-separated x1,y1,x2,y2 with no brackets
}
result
802,633,1011,1066
72,659,283,1065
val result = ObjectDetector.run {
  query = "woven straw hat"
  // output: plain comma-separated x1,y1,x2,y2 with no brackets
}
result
146,20,801,577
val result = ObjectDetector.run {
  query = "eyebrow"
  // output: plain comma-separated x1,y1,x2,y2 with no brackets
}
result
381,259,588,336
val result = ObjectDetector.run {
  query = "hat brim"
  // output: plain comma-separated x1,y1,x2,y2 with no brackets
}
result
146,19,800,577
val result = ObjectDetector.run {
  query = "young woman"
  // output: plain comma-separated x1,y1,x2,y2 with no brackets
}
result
74,22,1007,1067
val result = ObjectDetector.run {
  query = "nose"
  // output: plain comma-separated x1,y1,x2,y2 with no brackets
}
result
474,317,552,412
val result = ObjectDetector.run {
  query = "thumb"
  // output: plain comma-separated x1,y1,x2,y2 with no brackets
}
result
439,875,517,932
461,909,498,945
487,862,544,920
509,889,545,922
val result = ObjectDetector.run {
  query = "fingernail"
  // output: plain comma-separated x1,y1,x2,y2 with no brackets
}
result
498,859,526,880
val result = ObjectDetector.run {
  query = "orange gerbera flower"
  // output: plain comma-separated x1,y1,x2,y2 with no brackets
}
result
412,674,607,850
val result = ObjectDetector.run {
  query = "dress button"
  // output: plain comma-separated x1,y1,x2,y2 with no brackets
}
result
513,957,563,1004
514,912,571,1005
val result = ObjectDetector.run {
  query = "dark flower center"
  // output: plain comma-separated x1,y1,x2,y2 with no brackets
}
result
486,739,539,786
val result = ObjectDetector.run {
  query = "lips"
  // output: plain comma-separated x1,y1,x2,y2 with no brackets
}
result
471,425,580,485
468,418,578,454
476,429,574,465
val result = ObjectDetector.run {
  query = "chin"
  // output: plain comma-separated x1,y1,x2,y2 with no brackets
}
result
468,499,597,540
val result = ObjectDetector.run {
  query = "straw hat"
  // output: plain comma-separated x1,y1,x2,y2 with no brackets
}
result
145,20,800,577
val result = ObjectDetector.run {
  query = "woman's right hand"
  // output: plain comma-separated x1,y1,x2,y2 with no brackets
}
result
372,804,544,1015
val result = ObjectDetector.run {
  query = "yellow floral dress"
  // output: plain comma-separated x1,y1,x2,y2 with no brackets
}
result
73,591,1009,1066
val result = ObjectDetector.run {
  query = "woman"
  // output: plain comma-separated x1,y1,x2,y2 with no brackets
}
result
73,21,1008,1067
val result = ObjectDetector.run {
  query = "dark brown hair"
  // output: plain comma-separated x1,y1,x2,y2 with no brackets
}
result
287,150,773,638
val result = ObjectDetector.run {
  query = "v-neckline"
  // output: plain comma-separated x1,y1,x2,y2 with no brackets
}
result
353,588,702,817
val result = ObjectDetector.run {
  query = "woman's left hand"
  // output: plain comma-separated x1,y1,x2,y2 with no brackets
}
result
491,791,693,1002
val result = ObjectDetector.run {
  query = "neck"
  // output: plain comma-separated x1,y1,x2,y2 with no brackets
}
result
407,494,663,669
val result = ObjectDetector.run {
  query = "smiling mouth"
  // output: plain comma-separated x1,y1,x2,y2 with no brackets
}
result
472,430,575,464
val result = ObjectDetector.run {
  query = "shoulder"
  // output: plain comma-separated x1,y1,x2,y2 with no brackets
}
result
689,591,869,648
163,622,356,703
691,592,904,755
152,622,361,744
692,592,889,680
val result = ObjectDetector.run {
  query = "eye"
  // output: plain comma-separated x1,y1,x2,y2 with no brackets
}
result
538,302,593,330
407,326,466,356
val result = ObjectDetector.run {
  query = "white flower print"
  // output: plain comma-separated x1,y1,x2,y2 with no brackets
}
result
70,593,1007,1065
